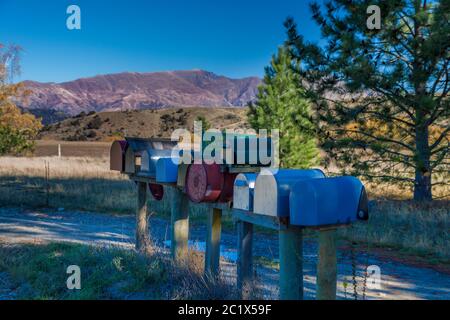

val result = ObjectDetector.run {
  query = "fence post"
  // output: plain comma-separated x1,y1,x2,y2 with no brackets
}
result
316,228,337,300
279,227,303,300
170,187,189,263
205,207,222,277
237,219,253,299
136,181,151,253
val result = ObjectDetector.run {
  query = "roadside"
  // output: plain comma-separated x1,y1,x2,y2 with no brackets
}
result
0,207,449,300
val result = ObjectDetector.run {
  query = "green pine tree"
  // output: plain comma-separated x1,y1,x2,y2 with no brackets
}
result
284,0,449,200
248,46,320,168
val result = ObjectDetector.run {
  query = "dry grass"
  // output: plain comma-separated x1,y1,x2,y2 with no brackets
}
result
0,156,137,213
0,155,448,263
339,200,450,263
33,140,110,158
0,242,239,300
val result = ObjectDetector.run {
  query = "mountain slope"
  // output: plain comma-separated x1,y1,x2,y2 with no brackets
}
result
18,70,260,123
38,107,249,142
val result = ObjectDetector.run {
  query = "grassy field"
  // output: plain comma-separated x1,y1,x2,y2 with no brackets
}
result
0,149,448,264
33,140,110,158
0,242,238,300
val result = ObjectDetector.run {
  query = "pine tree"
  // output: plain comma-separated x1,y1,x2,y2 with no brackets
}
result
248,46,320,168
284,0,449,200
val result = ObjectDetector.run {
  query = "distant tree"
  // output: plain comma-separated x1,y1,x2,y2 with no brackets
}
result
248,46,320,168
284,0,449,200
195,115,211,131
0,44,42,155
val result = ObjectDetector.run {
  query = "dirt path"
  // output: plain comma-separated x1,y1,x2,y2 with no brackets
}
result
0,207,449,300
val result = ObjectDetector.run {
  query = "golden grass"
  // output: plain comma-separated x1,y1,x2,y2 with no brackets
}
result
0,156,448,262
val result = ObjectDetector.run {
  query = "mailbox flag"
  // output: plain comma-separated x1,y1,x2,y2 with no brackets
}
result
289,176,369,226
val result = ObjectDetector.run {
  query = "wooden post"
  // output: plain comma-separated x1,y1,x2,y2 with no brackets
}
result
136,181,151,253
170,187,189,263
279,227,303,300
237,219,253,299
205,207,222,277
316,229,337,300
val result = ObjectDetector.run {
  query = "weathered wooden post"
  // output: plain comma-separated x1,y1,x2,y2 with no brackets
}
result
204,207,222,277
237,219,253,299
279,227,303,300
170,186,189,263
136,181,151,253
316,228,337,300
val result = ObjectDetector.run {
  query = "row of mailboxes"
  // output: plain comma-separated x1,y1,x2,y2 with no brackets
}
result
233,169,369,227
111,139,369,226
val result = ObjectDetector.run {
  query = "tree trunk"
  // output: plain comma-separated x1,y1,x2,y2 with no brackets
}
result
414,124,432,201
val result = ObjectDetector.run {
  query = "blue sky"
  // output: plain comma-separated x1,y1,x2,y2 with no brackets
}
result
0,0,323,83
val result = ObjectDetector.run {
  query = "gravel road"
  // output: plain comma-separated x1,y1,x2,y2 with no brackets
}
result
0,207,448,300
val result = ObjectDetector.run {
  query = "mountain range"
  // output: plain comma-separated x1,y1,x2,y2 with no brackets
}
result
17,70,261,124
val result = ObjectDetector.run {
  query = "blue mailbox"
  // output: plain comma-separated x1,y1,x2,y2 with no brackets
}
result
156,157,179,183
253,168,325,217
141,149,173,177
289,176,369,227
233,173,257,211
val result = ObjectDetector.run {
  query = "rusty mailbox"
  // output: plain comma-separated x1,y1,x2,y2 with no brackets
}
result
110,140,128,172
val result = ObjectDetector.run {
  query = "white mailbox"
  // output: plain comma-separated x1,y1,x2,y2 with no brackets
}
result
253,168,325,217
233,173,257,211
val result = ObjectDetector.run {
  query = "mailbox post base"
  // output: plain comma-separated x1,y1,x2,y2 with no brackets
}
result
237,220,253,299
279,227,303,300
136,181,152,254
170,187,189,263
205,207,222,277
317,229,337,300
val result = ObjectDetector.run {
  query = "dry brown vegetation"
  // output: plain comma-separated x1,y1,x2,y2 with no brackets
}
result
38,107,248,142
0,154,448,263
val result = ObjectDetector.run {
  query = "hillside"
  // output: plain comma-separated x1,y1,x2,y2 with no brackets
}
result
17,70,260,124
38,107,249,142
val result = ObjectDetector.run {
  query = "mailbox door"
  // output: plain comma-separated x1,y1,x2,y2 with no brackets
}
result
233,173,257,211
156,157,179,183
110,140,127,171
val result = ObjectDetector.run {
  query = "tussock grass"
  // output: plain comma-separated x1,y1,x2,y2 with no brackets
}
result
339,200,450,263
0,242,239,300
0,156,448,262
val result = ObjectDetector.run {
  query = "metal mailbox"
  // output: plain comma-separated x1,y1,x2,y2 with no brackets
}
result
141,149,173,177
124,137,177,174
156,157,179,183
110,140,127,172
232,173,257,211
289,176,369,227
253,168,325,217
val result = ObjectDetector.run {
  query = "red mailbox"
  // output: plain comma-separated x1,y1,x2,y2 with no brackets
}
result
185,163,236,203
